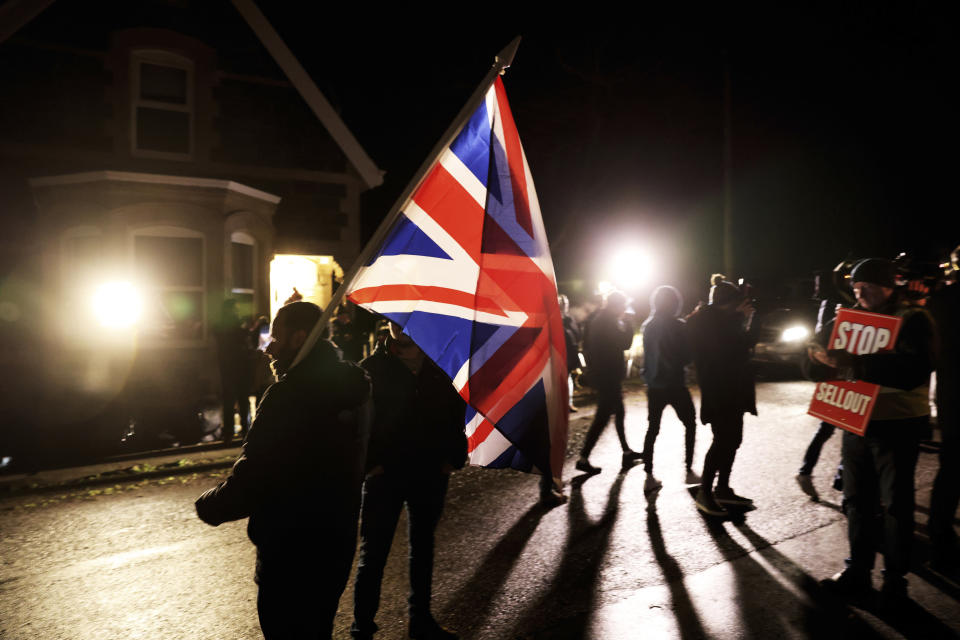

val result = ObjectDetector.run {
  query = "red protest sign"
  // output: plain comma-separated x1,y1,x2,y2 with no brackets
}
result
807,308,903,436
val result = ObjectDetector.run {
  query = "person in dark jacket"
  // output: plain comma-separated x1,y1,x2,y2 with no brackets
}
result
214,299,253,442
576,290,642,474
196,302,372,639
559,294,581,412
641,285,697,492
807,258,936,608
687,274,759,517
350,323,467,640
928,248,960,583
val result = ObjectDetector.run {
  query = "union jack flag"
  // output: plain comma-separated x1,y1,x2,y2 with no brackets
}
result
346,77,568,478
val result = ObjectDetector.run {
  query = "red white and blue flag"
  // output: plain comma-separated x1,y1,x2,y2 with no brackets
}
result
346,77,568,477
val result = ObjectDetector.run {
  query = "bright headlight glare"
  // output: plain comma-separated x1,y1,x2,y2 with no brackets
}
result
781,325,810,343
92,281,143,329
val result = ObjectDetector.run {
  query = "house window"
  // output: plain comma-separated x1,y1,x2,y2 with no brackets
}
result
131,51,193,159
133,227,205,341
230,231,255,320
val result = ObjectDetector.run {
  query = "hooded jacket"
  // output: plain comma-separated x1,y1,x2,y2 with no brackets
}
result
195,339,371,548
641,286,691,389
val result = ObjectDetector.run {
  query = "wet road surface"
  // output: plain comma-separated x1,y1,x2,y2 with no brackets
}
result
1,380,956,639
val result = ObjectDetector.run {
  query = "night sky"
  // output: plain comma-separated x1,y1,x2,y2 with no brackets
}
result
261,7,954,304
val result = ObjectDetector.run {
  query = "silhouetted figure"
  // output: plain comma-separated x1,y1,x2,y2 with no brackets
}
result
796,297,843,501
687,275,759,517
351,323,466,640
641,285,697,492
333,305,367,362
576,291,642,474
928,249,960,583
196,302,371,639
214,299,252,442
559,294,581,412
808,259,935,609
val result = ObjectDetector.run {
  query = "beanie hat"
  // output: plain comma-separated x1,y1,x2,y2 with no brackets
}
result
850,258,895,288
708,273,741,306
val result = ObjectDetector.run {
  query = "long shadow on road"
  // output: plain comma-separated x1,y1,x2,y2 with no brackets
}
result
506,470,628,639
439,502,548,637
645,496,708,639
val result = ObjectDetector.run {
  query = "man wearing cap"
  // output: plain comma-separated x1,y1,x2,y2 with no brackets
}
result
806,258,935,608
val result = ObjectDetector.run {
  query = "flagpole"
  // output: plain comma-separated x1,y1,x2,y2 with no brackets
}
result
291,36,522,368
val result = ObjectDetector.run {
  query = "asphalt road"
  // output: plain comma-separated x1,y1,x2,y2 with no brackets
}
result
1,380,957,639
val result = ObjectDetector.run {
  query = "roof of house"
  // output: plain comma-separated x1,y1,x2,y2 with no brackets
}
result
0,0,385,190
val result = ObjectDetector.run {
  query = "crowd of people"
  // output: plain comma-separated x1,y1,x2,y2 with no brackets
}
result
194,250,957,639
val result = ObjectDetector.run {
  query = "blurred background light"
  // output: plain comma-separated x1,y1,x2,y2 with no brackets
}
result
603,244,655,293
91,281,142,329
781,325,810,342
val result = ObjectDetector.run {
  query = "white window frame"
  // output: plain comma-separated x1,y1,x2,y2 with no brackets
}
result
229,231,257,300
130,50,194,161
131,225,206,347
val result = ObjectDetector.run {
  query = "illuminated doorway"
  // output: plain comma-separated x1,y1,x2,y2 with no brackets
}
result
269,254,343,322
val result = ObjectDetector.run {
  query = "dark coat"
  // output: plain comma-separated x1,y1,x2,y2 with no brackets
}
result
361,341,467,474
687,305,758,423
583,308,634,386
642,314,692,389
195,340,371,549
562,314,582,372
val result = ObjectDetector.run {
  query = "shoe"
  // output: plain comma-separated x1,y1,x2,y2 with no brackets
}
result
819,569,871,602
694,488,728,517
575,458,601,474
685,469,700,485
621,450,643,468
409,616,458,640
350,620,378,640
795,473,819,501
878,576,909,612
644,475,662,493
713,487,753,506
569,405,578,413
540,487,568,507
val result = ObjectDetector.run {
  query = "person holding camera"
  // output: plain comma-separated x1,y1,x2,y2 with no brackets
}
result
687,274,759,517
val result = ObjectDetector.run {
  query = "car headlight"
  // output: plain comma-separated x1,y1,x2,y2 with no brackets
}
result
781,325,810,343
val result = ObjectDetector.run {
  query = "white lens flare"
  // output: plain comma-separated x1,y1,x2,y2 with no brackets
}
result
91,281,143,329
781,325,810,343
606,246,655,292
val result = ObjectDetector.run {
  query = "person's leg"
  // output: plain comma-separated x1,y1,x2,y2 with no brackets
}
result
257,548,348,639
930,387,960,567
874,421,921,588
700,420,724,492
799,422,835,475
221,388,237,443
406,472,451,628
612,385,631,452
714,414,743,492
842,430,879,578
672,387,698,471
581,385,615,459
643,387,667,474
352,474,405,637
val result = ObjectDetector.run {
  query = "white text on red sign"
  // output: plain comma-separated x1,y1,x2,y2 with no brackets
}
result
831,322,892,354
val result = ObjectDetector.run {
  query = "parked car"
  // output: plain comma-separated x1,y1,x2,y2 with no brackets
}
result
752,300,819,375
